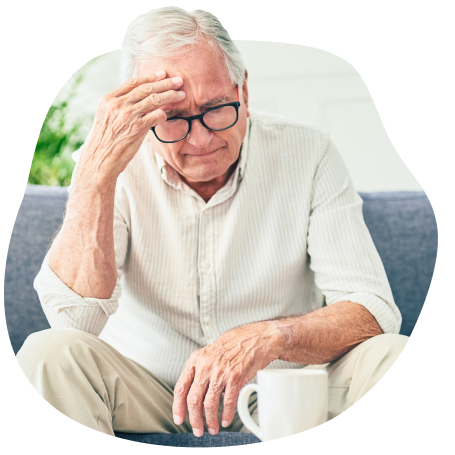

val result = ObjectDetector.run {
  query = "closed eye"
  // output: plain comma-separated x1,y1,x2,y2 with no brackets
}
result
207,106,223,114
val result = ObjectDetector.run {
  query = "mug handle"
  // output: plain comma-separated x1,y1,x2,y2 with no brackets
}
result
237,384,263,441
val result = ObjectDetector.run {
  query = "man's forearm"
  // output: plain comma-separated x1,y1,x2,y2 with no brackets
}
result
48,168,118,299
47,72,185,300
270,301,383,365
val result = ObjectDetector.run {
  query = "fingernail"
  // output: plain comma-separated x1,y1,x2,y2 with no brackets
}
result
222,420,229,428
172,76,183,84
177,91,186,98
193,428,203,437
173,414,183,425
155,70,165,78
208,428,216,435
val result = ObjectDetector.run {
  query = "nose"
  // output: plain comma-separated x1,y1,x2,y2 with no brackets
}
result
186,119,213,148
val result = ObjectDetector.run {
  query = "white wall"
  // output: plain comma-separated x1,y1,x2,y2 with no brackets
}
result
55,41,422,192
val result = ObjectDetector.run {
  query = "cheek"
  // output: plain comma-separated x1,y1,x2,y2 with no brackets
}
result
223,128,245,156
164,147,183,164
149,134,182,161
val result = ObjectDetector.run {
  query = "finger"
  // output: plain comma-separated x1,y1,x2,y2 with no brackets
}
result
221,383,240,428
111,70,167,97
127,76,183,104
187,379,209,437
172,360,196,427
143,108,167,130
204,379,224,435
136,89,186,115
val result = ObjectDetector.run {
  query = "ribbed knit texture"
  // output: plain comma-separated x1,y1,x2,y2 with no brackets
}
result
34,111,401,388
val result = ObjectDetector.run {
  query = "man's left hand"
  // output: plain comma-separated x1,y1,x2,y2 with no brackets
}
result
172,321,282,436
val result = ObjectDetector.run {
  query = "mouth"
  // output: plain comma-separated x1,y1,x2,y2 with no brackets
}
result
184,148,220,157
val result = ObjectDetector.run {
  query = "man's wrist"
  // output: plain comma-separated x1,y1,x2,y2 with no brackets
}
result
260,319,296,361
75,161,119,193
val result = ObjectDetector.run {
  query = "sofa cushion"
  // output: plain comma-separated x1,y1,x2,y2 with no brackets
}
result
115,431,260,446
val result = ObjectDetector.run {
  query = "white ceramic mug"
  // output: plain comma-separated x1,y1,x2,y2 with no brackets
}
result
237,369,328,441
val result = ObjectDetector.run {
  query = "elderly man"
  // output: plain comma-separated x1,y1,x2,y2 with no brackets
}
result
18,7,407,438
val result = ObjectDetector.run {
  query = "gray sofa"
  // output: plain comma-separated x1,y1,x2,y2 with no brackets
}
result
4,185,438,447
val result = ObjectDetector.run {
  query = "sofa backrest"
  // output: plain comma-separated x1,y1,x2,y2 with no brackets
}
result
361,192,437,335
4,186,437,354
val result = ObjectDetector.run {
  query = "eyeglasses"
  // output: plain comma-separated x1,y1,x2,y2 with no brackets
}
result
150,86,241,143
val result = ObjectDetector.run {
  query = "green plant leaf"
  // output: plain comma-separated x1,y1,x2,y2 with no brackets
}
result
28,73,90,186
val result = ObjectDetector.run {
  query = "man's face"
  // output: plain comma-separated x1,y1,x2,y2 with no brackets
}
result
136,41,249,184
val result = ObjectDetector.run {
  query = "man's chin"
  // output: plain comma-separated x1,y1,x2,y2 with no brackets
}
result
182,164,229,184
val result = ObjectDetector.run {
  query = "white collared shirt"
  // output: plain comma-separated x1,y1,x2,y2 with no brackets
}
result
34,111,401,387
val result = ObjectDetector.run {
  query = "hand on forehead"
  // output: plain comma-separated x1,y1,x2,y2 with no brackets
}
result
136,42,235,115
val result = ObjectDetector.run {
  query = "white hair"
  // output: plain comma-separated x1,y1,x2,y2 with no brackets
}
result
120,7,246,86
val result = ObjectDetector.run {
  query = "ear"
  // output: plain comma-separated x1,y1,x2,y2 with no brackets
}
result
242,70,250,118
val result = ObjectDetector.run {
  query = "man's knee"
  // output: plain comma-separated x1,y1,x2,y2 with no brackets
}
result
346,333,408,404
348,333,409,383
355,333,408,362
327,333,408,408
17,328,99,371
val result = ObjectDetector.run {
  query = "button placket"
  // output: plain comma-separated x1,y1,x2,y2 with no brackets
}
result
198,209,207,331
198,208,215,340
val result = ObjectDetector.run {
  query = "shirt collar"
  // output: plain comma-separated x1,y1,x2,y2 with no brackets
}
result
153,116,251,190
238,116,250,180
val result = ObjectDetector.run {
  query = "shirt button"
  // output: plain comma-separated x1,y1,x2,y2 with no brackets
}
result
201,261,210,269
204,316,211,324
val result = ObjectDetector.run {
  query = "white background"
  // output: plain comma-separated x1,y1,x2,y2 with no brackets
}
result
58,42,422,192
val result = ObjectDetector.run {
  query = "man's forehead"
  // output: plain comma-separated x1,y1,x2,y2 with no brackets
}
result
137,42,230,82
137,46,235,116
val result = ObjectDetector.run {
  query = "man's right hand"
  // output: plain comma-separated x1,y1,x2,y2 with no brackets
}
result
48,70,184,301
77,70,185,185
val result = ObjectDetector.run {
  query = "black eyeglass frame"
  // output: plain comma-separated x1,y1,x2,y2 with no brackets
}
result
150,101,241,143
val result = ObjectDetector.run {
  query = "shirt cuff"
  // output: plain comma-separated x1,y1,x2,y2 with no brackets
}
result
34,253,121,319
330,292,402,334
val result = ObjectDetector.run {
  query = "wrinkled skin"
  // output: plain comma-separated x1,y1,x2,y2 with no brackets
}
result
137,40,249,201
76,72,185,186
172,321,282,435
49,71,187,299
171,302,383,436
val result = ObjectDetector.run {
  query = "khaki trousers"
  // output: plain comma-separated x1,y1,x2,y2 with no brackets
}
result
16,328,408,436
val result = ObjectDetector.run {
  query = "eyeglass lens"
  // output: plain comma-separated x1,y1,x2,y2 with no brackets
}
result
154,105,238,142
